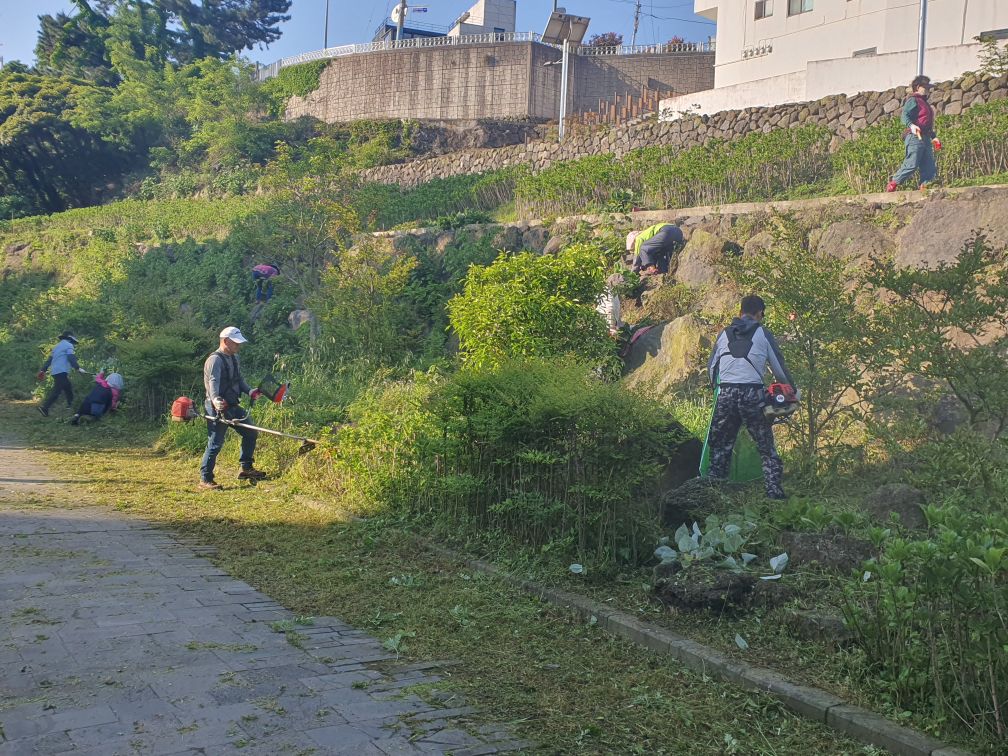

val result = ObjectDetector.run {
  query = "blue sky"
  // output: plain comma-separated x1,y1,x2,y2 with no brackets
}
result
1,0,714,68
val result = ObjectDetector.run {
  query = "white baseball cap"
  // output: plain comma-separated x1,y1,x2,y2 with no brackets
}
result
625,231,639,252
219,326,248,344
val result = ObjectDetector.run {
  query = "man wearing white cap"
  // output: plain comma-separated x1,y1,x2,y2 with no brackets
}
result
199,326,266,490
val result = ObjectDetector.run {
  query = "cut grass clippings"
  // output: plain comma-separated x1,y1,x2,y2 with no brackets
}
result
0,401,882,755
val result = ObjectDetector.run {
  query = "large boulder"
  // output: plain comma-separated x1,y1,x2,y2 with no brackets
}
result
622,314,711,395
816,220,894,263
863,483,927,529
896,192,1008,268
491,225,524,252
542,234,567,255
522,224,550,253
288,309,314,331
674,229,722,287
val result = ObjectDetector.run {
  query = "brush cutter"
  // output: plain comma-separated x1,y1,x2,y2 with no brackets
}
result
763,383,800,425
170,394,319,454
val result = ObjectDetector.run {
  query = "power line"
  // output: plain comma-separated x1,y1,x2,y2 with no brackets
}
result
640,12,715,25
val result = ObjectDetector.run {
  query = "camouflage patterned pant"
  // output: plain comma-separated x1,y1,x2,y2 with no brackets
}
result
708,385,785,499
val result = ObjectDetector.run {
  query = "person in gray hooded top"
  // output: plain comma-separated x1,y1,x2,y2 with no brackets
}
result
706,295,797,500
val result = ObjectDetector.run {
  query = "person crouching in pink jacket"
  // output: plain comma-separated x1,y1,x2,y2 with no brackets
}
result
70,372,124,425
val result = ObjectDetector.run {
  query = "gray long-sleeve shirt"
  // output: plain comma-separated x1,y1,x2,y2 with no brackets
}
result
707,316,795,387
203,350,250,407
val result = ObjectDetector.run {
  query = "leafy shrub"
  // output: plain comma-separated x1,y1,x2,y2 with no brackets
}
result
843,504,1007,748
354,169,516,230
116,334,204,419
426,360,683,565
873,233,1008,435
261,60,328,117
641,125,832,209
433,210,492,230
514,154,629,218
448,242,614,369
977,35,1008,77
313,240,419,363
830,120,904,194
905,431,1008,503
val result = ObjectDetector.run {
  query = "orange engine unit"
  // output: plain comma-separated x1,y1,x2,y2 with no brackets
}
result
170,396,196,422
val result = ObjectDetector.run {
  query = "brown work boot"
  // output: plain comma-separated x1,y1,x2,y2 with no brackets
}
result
198,480,222,491
237,468,267,481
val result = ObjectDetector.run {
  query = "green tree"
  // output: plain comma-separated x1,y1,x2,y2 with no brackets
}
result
313,240,419,362
35,0,292,70
872,234,1008,437
34,6,115,84
0,69,129,214
448,243,613,369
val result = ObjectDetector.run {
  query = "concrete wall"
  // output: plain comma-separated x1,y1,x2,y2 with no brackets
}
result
661,41,987,117
572,52,717,111
285,42,715,123
804,43,987,100
286,43,535,121
699,0,1008,90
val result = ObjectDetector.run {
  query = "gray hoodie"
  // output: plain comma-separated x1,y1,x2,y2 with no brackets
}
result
707,316,795,388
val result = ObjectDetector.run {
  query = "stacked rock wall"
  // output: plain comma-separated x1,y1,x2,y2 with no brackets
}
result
358,72,1008,188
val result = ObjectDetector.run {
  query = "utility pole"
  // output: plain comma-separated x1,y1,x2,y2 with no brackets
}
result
559,39,570,141
631,0,641,47
324,0,330,48
917,0,928,75
395,0,408,43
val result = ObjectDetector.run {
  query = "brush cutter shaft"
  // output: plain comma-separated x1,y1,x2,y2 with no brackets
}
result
198,413,319,446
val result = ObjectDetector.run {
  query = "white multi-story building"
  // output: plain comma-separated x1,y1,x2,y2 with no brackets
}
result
662,0,1008,116
447,0,517,37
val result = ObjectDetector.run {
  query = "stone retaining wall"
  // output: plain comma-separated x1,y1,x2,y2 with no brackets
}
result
358,72,1008,188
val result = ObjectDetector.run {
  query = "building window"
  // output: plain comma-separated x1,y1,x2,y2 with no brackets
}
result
755,0,773,20
788,0,813,15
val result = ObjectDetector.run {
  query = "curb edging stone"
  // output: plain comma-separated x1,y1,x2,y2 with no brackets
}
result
423,542,973,756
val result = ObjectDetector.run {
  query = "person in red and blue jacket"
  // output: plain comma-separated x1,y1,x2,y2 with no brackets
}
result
252,263,280,303
887,75,941,192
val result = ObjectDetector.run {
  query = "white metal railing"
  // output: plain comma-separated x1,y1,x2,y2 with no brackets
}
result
574,40,714,56
255,33,713,81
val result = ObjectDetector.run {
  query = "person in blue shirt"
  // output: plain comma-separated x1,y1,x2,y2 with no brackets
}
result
37,332,88,417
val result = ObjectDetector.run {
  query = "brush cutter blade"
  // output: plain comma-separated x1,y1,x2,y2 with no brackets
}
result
257,374,289,403
297,439,316,455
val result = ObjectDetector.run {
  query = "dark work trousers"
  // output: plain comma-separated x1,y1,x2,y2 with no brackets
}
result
199,414,258,483
42,373,74,412
707,384,785,499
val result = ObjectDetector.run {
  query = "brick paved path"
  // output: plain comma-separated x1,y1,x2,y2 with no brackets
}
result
0,441,525,755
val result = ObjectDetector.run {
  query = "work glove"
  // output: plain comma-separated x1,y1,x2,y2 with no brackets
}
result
36,371,45,382
932,137,942,151
212,397,228,412
249,389,264,402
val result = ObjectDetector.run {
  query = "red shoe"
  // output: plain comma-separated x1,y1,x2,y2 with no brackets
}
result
885,181,898,192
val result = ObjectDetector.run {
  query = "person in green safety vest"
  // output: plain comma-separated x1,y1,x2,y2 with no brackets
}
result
626,223,685,276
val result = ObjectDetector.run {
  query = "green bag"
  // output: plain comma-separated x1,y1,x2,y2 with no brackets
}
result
699,381,763,483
